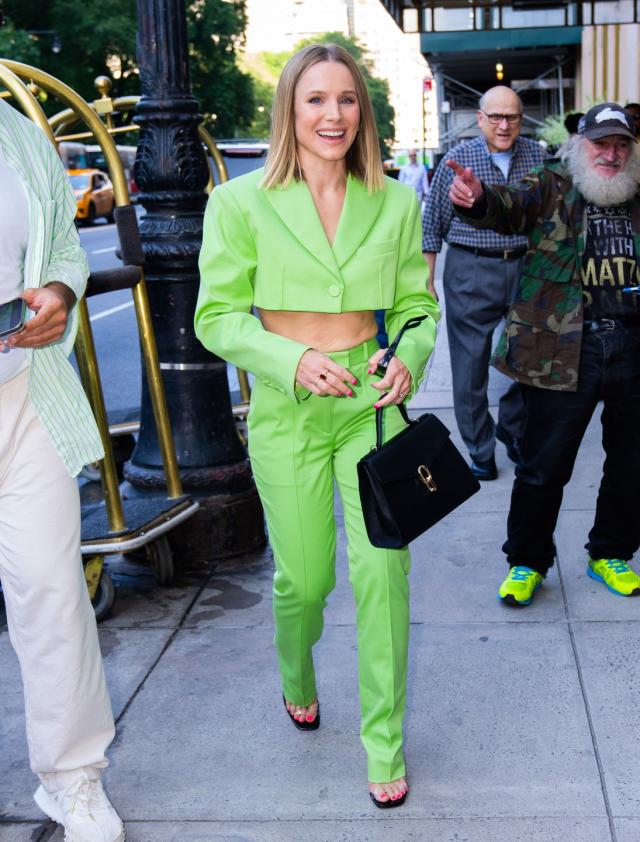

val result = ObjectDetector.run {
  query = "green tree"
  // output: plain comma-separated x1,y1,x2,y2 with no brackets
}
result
536,113,568,149
364,74,395,159
247,77,275,139
0,0,138,104
0,18,42,66
187,0,254,137
0,0,252,136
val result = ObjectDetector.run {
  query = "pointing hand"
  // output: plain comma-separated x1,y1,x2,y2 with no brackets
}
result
447,159,483,208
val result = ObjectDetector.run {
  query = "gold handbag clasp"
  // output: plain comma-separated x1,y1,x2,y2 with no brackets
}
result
417,464,437,492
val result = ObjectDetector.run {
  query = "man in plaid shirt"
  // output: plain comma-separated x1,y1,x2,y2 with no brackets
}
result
422,86,546,480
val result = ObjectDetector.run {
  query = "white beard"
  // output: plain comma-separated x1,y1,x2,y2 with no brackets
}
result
561,135,640,206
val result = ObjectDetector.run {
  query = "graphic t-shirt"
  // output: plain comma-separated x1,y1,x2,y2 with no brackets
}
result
581,203,640,321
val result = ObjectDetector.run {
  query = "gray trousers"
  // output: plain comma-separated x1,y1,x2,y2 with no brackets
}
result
443,245,525,463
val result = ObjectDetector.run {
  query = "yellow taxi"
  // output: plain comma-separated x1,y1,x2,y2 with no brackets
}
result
67,169,115,225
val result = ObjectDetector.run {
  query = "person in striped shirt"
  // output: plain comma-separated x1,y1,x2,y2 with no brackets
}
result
0,98,123,842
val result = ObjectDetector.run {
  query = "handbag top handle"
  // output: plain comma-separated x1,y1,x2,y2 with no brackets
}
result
373,315,429,451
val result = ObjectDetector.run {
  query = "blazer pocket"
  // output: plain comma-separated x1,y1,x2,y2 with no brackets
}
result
356,238,397,258
345,249,398,310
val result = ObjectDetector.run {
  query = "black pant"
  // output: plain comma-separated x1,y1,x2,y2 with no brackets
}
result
503,326,640,576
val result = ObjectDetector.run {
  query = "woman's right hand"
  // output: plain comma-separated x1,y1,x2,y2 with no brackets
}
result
295,349,358,397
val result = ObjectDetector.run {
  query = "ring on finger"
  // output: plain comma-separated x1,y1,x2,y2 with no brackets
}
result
319,370,328,381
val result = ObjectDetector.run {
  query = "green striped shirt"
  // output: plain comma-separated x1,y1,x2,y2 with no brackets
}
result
0,98,103,476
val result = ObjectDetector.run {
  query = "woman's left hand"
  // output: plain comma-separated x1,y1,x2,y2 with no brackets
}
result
367,349,412,408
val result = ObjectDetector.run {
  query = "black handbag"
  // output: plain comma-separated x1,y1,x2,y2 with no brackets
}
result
358,318,480,549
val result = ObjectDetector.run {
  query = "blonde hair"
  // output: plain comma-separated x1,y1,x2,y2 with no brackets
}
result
262,43,384,192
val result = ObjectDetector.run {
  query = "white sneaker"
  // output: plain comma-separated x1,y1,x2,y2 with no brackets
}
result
34,774,124,842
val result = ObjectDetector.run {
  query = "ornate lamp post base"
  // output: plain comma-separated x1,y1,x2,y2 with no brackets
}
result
130,0,265,563
168,487,266,562
125,454,265,562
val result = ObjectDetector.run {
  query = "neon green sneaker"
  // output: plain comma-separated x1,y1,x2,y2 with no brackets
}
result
498,566,543,606
587,558,640,597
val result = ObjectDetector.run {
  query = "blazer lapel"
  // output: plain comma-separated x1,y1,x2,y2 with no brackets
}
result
262,178,341,280
332,175,385,268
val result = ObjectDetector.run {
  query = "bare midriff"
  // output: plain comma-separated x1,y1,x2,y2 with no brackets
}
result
257,309,378,352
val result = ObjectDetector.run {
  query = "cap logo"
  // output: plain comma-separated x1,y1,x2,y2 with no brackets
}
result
595,107,629,125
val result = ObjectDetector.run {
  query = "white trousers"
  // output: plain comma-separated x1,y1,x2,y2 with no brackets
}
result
0,368,115,791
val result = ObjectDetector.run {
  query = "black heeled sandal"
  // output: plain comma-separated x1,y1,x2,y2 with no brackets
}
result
369,788,408,809
282,694,320,731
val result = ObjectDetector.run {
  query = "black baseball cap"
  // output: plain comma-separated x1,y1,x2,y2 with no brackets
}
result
578,103,637,142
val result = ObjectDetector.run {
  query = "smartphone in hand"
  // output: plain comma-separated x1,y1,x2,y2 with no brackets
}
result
0,296,26,339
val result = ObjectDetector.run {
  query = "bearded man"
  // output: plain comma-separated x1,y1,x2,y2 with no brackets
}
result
448,102,640,606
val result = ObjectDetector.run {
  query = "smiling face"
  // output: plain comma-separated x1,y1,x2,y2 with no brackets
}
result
583,135,632,177
477,87,522,153
563,132,640,207
293,60,361,171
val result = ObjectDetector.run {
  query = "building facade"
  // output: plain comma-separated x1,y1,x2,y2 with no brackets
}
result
378,1,640,153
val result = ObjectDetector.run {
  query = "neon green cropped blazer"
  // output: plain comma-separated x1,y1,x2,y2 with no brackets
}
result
195,167,440,401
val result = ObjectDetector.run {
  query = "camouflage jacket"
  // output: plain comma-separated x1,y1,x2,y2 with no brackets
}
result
461,158,640,391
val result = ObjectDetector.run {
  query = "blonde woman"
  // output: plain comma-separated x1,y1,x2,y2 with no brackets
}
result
195,43,439,807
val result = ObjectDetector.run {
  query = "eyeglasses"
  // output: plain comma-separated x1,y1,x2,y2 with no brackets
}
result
481,111,522,125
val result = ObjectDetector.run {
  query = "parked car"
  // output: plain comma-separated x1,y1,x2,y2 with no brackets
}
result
85,145,139,195
211,139,268,183
67,169,115,225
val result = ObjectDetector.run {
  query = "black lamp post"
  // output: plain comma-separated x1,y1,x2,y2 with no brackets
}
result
126,0,265,561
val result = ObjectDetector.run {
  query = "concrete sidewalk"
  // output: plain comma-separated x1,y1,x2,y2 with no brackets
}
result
2,275,639,842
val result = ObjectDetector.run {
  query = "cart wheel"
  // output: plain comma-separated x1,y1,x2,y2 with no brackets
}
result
148,536,174,586
92,571,116,622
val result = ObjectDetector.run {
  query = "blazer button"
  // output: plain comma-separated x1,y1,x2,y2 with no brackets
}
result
329,284,342,297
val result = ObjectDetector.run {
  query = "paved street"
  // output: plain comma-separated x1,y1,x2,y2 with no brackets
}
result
78,221,142,414
1,256,639,842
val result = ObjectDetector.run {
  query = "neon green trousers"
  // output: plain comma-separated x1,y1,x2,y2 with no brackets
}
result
247,338,411,782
